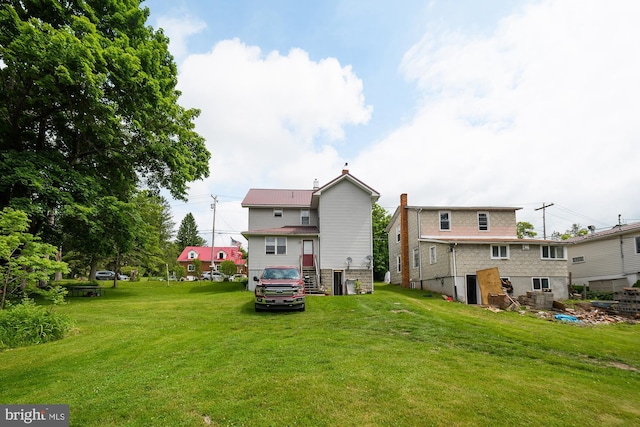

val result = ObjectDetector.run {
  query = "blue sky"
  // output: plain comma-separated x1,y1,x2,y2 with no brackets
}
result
143,0,640,245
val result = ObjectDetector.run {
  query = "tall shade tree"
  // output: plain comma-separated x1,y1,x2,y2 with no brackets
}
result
124,190,175,276
61,196,143,284
175,212,206,250
0,1,210,240
372,202,390,281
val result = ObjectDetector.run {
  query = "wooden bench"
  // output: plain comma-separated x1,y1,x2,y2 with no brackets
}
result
69,286,106,297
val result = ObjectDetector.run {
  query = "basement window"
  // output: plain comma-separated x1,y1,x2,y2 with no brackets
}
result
274,209,283,217
571,256,585,264
532,277,549,290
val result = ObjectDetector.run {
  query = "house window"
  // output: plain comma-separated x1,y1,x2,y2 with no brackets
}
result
188,251,197,259
636,237,640,254
532,277,549,290
478,212,489,231
274,209,283,217
429,246,437,264
541,245,565,259
396,226,401,242
217,251,226,260
439,211,451,231
396,255,401,273
571,256,585,264
187,264,195,272
301,209,310,225
265,237,286,255
413,248,419,268
491,245,509,259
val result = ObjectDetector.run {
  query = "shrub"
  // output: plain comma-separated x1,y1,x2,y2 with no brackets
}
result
0,299,74,349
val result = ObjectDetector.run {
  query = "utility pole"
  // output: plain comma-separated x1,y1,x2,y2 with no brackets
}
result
210,195,218,273
535,202,554,240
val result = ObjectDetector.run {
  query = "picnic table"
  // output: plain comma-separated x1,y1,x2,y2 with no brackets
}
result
69,286,106,297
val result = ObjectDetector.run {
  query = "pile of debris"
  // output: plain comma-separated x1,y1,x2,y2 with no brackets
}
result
486,297,640,325
543,302,640,325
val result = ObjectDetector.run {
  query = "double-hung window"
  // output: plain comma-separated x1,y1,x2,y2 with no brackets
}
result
541,245,565,259
439,211,451,231
301,209,310,225
429,246,437,264
635,236,640,254
413,248,420,268
265,237,286,255
478,212,489,231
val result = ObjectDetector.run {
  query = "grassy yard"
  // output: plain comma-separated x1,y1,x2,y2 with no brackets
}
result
1,281,639,427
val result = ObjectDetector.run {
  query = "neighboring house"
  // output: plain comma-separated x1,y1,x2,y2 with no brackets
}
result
386,194,569,302
566,222,640,292
241,167,380,294
177,246,247,278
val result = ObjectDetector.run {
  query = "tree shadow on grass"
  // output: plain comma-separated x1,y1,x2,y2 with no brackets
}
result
188,281,247,295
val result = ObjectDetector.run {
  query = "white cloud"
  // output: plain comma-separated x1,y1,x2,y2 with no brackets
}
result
156,15,206,61
356,0,640,234
172,38,372,243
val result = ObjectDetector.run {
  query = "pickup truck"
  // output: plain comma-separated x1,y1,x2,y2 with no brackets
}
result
253,266,306,312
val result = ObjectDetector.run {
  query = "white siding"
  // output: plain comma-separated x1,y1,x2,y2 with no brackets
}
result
246,236,303,290
318,180,373,269
568,231,640,285
248,207,318,230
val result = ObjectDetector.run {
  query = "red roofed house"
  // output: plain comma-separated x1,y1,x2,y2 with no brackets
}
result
177,246,247,279
242,167,380,294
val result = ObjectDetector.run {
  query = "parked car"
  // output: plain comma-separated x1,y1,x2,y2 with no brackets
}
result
95,270,115,280
201,271,225,282
254,266,305,312
231,274,247,281
118,274,129,281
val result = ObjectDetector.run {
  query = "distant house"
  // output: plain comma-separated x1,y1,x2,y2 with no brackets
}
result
241,167,380,294
566,222,640,292
386,194,570,302
177,246,246,278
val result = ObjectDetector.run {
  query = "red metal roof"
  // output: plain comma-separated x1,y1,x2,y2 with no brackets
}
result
177,246,245,264
241,189,314,207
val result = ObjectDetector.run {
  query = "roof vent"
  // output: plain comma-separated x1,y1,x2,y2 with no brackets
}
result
588,225,596,235
342,162,349,175
313,178,319,190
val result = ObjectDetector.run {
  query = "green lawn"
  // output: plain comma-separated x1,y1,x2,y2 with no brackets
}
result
1,282,639,426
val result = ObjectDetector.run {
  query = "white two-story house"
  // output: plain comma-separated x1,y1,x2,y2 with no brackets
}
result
242,168,380,294
566,221,640,292
387,194,569,302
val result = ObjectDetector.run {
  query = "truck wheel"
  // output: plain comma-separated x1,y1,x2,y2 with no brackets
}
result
255,304,264,312
298,303,306,312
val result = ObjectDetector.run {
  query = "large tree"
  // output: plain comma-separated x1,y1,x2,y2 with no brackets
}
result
372,202,390,281
0,1,210,241
175,213,206,249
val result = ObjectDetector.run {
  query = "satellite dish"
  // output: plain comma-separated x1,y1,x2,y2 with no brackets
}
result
346,257,352,264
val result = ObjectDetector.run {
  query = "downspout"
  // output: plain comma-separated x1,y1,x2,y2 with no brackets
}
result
451,243,458,301
417,209,423,288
